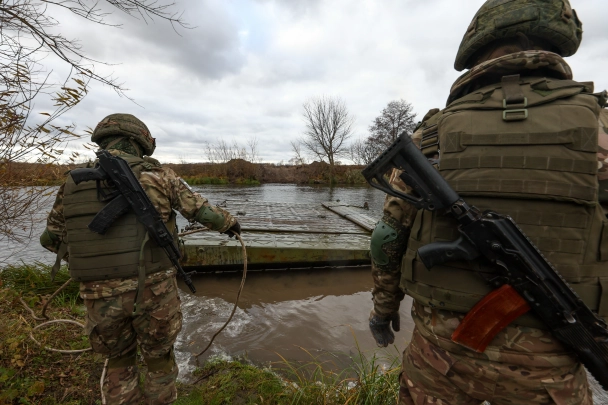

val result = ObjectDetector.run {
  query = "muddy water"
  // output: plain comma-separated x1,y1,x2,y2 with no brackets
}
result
175,268,414,379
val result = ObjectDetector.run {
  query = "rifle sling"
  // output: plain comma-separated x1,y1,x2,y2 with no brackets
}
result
133,231,150,316
51,242,69,281
88,194,131,235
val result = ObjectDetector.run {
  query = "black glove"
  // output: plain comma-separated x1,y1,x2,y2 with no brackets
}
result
222,220,241,238
369,310,400,347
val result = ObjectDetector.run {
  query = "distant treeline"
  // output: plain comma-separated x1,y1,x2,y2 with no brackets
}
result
167,159,366,185
5,159,367,186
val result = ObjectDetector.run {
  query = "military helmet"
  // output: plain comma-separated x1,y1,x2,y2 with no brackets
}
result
91,113,156,156
454,0,583,71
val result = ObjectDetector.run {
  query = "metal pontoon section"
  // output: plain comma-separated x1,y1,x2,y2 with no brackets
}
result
179,200,376,271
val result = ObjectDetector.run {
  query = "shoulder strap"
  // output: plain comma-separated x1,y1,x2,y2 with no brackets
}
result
50,242,69,281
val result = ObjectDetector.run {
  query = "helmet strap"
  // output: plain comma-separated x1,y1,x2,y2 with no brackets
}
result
128,138,143,157
103,137,125,150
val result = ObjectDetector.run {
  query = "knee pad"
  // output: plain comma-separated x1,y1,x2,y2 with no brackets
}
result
370,215,409,270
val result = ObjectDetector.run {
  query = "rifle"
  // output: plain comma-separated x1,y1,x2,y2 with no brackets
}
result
70,150,196,294
362,133,608,390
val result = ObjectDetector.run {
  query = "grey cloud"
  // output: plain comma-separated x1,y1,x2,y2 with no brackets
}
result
53,0,246,80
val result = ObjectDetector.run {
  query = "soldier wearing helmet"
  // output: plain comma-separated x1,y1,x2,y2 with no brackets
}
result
41,113,241,404
368,1,607,404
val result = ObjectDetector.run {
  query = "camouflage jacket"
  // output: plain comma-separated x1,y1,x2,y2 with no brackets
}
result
45,149,236,299
372,51,608,316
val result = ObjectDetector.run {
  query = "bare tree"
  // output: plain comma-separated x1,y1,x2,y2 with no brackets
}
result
349,138,377,165
0,0,189,242
247,136,260,163
205,137,261,163
300,96,354,167
369,99,417,149
290,140,307,166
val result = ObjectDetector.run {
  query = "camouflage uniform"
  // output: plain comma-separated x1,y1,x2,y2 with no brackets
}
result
45,149,237,404
372,51,603,405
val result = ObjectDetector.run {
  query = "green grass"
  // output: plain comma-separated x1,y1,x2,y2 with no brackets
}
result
176,344,400,405
0,262,79,304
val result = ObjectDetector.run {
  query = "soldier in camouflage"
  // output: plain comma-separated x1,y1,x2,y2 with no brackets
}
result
368,1,608,404
40,114,241,405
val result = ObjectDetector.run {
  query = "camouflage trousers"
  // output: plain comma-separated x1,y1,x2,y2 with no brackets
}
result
398,301,592,405
84,276,183,405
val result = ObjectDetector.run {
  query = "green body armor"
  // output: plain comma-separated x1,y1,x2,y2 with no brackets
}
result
63,155,176,282
401,76,608,325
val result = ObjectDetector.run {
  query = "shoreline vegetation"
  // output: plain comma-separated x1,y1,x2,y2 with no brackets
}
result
3,159,368,187
0,263,400,404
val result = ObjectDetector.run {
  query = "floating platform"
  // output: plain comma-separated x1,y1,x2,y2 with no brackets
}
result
179,200,376,271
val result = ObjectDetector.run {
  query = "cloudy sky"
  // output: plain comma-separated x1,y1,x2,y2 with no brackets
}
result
40,0,608,163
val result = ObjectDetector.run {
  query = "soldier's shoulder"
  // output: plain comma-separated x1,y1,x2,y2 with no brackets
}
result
413,108,442,132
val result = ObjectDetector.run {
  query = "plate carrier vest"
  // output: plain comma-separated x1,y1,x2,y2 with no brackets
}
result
62,155,177,282
401,75,608,325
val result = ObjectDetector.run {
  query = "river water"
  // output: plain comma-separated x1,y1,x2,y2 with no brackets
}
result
1,184,416,380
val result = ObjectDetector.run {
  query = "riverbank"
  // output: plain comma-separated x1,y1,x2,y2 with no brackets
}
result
3,159,367,187
0,263,399,404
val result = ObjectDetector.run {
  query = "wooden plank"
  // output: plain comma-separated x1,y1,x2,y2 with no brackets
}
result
321,202,377,232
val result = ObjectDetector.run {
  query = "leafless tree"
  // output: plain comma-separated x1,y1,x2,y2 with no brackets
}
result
300,96,354,167
247,136,261,163
205,137,262,163
0,0,189,242
368,99,417,149
290,140,307,166
349,138,377,165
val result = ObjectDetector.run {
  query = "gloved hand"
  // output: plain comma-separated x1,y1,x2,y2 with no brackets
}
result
222,220,241,238
369,310,400,347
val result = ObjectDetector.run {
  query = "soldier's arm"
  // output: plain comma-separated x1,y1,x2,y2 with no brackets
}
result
157,167,237,232
370,129,423,317
40,183,67,254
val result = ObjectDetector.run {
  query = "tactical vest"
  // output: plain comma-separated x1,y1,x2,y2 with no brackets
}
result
62,155,177,282
401,76,608,325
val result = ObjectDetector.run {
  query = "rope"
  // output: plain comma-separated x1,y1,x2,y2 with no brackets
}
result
20,277,92,353
194,231,248,358
40,277,74,319
18,277,74,321
29,319,91,354
101,358,109,405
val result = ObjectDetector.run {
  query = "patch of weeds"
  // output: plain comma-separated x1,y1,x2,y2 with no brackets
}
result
0,286,102,404
0,262,79,301
176,359,287,405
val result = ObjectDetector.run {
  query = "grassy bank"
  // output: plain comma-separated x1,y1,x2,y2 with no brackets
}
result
0,263,400,404
6,159,368,187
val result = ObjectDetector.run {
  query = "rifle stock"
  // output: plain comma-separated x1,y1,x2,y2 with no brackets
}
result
363,132,608,390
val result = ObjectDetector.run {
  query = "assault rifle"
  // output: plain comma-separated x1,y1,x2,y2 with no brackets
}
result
70,150,196,294
362,133,608,390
